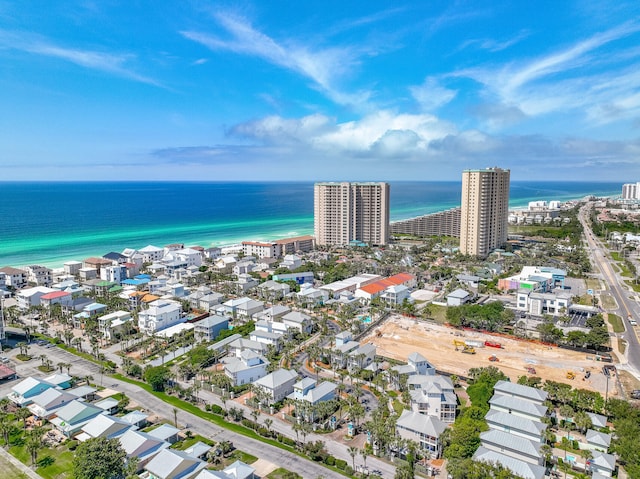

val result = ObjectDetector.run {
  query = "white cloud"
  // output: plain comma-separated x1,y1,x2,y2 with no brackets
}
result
410,76,457,111
180,13,371,106
0,28,160,86
459,30,530,53
458,21,640,124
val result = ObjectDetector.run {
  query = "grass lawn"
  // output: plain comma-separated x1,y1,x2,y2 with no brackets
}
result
600,294,617,310
611,251,623,261
171,434,215,450
267,468,303,479
426,304,447,323
624,280,640,293
0,452,30,479
9,442,74,479
619,339,627,355
585,278,601,291
607,314,625,333
392,400,406,416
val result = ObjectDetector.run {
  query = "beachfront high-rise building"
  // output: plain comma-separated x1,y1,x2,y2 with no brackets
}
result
460,167,510,257
314,182,390,246
622,182,640,200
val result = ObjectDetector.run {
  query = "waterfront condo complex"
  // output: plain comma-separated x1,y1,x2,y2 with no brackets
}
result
460,167,511,257
314,182,390,246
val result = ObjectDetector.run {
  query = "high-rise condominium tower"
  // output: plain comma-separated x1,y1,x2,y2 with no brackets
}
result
460,167,510,257
314,182,390,246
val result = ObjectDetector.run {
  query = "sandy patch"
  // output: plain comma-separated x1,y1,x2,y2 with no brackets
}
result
364,315,614,394
251,458,278,477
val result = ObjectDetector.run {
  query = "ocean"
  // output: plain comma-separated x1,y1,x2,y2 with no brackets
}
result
0,181,620,268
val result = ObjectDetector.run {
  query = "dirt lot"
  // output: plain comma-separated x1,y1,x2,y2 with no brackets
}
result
364,315,618,396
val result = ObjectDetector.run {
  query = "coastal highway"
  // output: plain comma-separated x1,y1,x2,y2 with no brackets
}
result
579,203,640,376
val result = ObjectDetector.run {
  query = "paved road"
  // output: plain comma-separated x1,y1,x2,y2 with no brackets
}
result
579,203,640,376
0,344,343,479
0,343,397,478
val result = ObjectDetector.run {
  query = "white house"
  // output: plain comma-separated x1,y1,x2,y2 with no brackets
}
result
446,289,472,307
17,286,57,310
409,377,457,423
139,245,164,263
253,368,298,404
396,410,447,458
224,351,270,386
25,265,53,286
282,311,313,334
291,378,337,405
99,311,133,341
138,300,183,334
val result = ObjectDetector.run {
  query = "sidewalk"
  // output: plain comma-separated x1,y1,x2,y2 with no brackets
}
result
0,447,41,479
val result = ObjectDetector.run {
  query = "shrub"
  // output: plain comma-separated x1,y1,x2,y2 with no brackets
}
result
344,465,354,475
324,455,335,466
335,459,347,470
67,440,79,450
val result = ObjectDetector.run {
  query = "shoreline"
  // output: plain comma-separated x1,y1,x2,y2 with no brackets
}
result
2,192,615,271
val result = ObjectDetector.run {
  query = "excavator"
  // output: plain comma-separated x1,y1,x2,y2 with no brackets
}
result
488,355,499,362
566,371,576,380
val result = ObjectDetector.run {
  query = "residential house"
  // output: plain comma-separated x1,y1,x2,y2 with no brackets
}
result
118,429,170,471
396,409,447,457
40,290,73,309
485,409,547,443
493,380,548,405
138,300,183,334
291,378,337,405
43,373,72,390
279,254,302,270
228,338,270,357
63,261,83,276
587,412,608,429
16,286,57,310
139,245,164,263
50,400,105,437
585,429,612,452
195,461,255,479
478,429,543,465
101,265,127,284
174,248,203,268
331,340,360,369
391,352,436,387
409,377,457,423
27,388,76,419
7,377,56,406
233,260,256,276
214,256,237,272
235,273,258,293
249,330,283,352
472,447,545,479
589,451,616,477
347,343,376,373
121,410,149,429
255,304,291,321
517,290,572,316
257,281,291,301
103,252,128,264
223,350,270,386
94,397,120,414
99,311,133,341
253,368,298,404
77,414,134,441
296,285,329,307
142,448,206,479
282,311,313,334
198,293,224,312
193,316,229,342
235,299,264,320
381,284,411,305
488,395,547,422
25,265,53,286
0,266,27,288
203,247,222,260
147,424,180,444
446,289,472,306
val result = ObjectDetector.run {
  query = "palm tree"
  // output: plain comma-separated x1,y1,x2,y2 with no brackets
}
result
25,427,44,467
0,413,13,448
263,418,273,436
361,448,369,472
15,407,31,430
173,407,179,428
348,446,358,471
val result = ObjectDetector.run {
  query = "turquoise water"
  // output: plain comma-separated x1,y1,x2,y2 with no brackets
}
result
0,181,621,268
360,316,372,324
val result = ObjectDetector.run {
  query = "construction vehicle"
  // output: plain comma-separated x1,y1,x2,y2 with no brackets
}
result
453,340,466,350
488,355,499,362
462,346,476,354
525,366,537,374
485,341,503,349
566,371,576,380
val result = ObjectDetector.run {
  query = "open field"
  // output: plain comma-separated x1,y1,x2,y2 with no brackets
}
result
364,315,618,396
0,453,29,479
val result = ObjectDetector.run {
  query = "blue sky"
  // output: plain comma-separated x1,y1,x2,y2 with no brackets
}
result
1,1,640,182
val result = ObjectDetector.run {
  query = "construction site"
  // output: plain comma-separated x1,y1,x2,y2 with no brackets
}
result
363,314,617,397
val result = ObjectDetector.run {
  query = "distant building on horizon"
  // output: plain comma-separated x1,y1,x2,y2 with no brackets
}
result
622,182,640,200
314,182,390,246
460,167,510,257
391,207,461,238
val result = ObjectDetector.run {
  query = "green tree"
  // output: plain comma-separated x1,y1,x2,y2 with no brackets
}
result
25,427,44,467
143,366,171,392
72,437,128,479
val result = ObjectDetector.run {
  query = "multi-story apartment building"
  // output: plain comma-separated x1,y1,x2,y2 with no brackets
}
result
25,265,53,286
390,207,461,238
314,182,390,246
460,167,510,257
622,182,640,200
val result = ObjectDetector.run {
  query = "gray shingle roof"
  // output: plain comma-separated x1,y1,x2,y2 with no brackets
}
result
486,409,547,437
396,410,447,437
473,447,545,479
493,380,548,403
480,429,542,458
489,395,547,418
